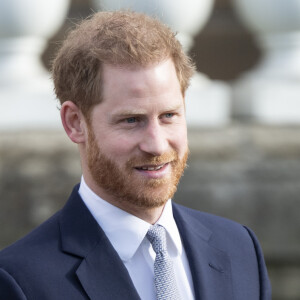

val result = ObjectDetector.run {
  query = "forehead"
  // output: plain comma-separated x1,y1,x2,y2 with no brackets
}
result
100,59,182,104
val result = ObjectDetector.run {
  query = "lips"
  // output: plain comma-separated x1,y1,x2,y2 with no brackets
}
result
135,164,166,171
134,162,170,179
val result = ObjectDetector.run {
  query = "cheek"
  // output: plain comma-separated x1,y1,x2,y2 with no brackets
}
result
102,136,137,158
170,129,188,157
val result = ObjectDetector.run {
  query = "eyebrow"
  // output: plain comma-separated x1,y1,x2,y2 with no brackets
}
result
112,104,183,118
112,109,147,117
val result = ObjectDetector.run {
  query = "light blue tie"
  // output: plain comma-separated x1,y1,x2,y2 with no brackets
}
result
147,224,181,300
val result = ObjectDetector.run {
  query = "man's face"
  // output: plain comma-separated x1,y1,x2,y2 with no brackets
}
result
85,59,188,209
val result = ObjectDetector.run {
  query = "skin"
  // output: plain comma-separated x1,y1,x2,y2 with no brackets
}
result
61,58,188,224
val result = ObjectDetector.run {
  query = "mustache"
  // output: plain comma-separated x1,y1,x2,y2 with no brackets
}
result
126,150,178,167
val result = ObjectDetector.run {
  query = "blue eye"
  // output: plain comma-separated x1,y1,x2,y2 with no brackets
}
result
126,117,136,123
165,113,174,118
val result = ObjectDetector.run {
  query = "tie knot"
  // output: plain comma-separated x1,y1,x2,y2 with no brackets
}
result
146,224,167,254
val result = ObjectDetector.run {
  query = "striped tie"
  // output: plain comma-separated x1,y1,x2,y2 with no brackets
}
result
147,224,181,300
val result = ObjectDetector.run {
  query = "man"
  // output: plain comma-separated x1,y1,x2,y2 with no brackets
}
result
0,11,271,299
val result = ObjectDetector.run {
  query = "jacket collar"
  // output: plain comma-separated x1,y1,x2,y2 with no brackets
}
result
172,203,234,300
59,185,140,300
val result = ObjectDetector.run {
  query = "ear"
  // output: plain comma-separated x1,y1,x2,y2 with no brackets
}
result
60,101,87,144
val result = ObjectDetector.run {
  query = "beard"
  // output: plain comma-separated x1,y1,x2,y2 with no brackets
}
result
86,129,188,209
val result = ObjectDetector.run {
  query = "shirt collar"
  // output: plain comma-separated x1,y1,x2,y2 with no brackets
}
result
156,200,183,257
79,176,182,262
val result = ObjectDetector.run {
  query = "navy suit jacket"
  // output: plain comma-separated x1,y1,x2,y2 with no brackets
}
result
0,185,271,299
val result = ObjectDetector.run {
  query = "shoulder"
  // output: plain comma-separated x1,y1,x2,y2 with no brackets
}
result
172,202,261,252
173,202,246,232
0,211,61,273
173,202,271,297
0,209,75,298
0,185,81,269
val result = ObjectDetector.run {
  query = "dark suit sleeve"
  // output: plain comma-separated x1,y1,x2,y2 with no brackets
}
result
0,268,27,300
244,226,272,300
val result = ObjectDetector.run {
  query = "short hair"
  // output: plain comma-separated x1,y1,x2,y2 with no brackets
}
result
52,10,195,118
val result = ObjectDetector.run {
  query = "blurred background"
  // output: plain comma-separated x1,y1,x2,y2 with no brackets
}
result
1,0,300,299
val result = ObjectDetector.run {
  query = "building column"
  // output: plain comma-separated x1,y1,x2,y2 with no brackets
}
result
0,0,70,130
232,0,300,124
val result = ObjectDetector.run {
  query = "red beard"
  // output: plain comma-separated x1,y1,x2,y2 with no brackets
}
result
87,129,188,208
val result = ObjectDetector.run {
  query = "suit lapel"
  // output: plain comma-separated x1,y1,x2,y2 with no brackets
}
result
75,237,140,300
59,186,140,300
173,204,234,300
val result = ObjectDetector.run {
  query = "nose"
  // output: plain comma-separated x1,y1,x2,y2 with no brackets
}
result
138,121,168,156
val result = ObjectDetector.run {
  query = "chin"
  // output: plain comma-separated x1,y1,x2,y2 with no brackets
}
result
120,184,177,209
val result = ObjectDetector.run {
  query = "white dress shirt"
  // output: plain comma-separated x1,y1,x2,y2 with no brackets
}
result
79,177,195,300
